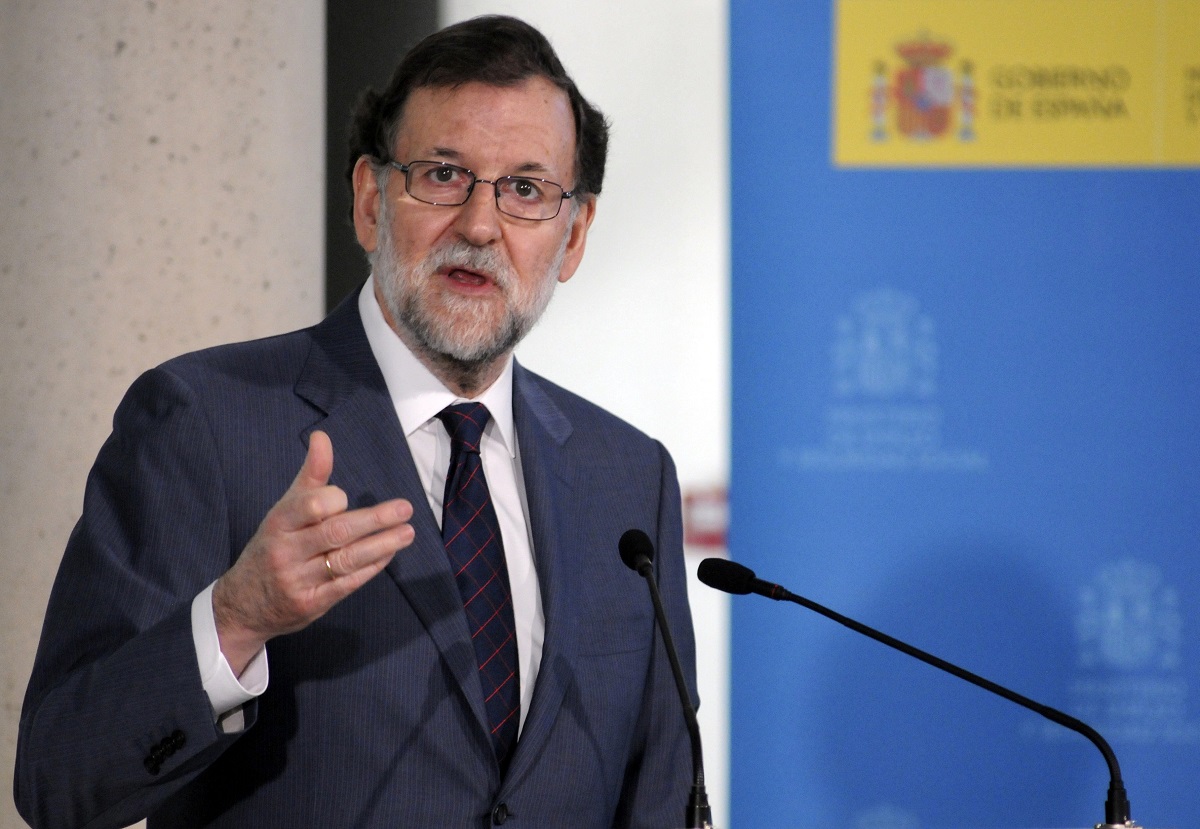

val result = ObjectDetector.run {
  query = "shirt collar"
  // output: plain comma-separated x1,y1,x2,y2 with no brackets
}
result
358,275,517,458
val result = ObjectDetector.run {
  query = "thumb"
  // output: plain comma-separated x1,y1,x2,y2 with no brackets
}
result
292,430,334,490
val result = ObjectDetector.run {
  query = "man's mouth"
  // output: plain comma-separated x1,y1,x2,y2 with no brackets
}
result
442,266,492,287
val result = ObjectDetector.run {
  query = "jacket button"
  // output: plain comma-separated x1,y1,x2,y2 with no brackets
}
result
491,803,509,824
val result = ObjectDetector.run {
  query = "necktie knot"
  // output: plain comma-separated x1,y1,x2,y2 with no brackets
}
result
437,402,491,453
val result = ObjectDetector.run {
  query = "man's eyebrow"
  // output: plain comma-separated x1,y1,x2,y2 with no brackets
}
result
426,147,555,177
511,161,553,176
428,147,464,162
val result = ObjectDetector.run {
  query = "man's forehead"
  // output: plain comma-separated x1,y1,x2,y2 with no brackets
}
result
393,79,577,157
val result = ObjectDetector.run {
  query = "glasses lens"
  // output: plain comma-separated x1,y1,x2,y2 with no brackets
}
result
406,162,473,205
495,177,564,220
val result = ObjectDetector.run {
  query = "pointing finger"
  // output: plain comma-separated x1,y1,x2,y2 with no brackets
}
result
264,431,345,533
293,430,334,491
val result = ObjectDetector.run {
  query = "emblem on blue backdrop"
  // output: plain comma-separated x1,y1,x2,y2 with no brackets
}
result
871,34,977,143
1067,560,1199,744
833,288,936,399
1078,559,1181,672
784,288,987,472
1023,559,1199,745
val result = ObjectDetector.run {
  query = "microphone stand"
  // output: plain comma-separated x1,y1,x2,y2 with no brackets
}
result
622,531,713,829
698,558,1139,829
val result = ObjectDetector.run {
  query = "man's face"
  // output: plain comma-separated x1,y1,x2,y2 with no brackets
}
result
352,77,595,384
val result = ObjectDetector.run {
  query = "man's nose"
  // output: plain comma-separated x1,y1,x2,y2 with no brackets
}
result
453,180,503,246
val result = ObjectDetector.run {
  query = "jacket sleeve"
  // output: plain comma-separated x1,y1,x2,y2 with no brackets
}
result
15,367,255,829
612,440,700,828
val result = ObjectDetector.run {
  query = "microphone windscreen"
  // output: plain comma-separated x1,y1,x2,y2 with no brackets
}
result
618,529,655,572
697,558,757,595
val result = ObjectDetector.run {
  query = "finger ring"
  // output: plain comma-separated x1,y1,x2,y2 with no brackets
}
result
325,555,336,580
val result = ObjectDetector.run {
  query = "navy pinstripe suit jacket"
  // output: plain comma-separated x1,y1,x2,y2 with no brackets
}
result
16,294,697,828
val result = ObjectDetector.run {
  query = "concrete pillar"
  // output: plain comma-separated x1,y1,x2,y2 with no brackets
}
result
0,4,324,826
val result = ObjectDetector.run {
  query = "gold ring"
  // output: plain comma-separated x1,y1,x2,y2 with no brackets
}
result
325,555,336,580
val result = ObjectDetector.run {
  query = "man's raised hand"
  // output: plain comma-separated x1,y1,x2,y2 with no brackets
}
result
212,430,415,675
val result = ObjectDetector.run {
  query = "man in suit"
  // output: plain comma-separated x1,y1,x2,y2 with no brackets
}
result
16,15,697,828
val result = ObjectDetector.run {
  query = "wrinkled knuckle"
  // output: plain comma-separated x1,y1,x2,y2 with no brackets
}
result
321,516,353,549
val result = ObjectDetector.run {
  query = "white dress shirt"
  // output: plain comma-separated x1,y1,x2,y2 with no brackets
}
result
192,276,545,735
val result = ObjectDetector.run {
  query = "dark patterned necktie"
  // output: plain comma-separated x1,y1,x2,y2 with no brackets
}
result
436,403,520,772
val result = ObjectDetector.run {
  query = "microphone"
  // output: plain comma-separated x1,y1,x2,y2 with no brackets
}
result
697,558,1138,829
619,530,713,829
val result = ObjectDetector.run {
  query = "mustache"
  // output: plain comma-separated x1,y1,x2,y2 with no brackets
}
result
422,241,513,289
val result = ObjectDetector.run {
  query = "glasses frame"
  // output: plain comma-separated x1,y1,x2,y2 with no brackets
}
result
384,159,574,221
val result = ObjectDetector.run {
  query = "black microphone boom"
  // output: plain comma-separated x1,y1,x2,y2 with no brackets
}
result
697,557,1137,829
619,530,713,829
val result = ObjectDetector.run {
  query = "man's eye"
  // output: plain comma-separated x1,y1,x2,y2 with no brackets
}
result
430,167,460,184
507,178,544,201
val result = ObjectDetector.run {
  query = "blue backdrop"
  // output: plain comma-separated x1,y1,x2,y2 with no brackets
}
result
728,3,1200,828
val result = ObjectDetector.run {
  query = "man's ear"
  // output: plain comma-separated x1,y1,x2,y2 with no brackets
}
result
351,156,382,254
556,196,597,284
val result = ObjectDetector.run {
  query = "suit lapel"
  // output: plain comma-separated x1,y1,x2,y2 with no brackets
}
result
293,295,490,742
503,364,581,785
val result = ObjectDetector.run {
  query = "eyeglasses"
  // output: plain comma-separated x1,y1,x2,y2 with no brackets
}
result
385,160,574,221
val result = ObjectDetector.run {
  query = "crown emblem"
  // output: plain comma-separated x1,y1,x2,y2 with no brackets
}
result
871,33,976,142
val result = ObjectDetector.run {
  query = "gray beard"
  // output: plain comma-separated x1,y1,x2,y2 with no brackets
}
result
373,218,567,395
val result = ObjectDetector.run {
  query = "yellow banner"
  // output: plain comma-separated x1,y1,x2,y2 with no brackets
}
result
833,0,1200,167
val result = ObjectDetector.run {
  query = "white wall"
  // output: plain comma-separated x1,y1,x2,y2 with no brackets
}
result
441,3,731,825
0,4,325,828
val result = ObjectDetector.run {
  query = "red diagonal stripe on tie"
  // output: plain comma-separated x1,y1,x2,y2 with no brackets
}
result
444,504,492,549
485,671,517,702
464,572,500,607
490,706,518,735
472,598,512,638
479,631,515,669
452,534,500,579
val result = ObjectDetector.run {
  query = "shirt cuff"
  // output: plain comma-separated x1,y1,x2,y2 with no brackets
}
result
191,581,269,722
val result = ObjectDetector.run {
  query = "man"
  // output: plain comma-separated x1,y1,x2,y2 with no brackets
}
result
16,16,697,829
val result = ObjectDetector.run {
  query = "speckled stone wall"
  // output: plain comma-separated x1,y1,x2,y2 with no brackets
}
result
0,4,323,825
